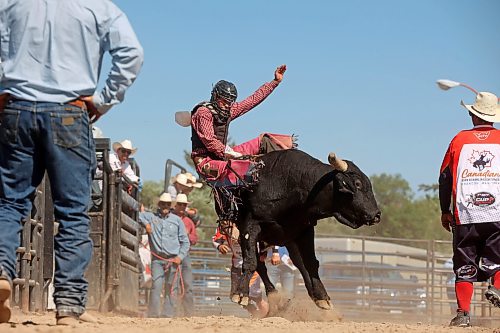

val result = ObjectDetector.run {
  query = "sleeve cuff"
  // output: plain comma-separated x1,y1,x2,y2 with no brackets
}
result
92,94,111,115
269,80,280,88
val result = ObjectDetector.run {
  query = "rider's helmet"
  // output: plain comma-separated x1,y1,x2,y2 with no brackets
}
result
211,80,237,116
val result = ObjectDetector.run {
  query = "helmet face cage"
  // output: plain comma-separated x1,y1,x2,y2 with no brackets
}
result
212,80,237,104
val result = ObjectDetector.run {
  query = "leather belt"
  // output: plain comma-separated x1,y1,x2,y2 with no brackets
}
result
0,93,86,110
67,99,87,109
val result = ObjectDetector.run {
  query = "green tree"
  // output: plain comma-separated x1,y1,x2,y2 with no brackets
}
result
141,180,164,209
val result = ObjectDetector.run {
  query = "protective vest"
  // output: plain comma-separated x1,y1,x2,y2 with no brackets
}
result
191,102,230,159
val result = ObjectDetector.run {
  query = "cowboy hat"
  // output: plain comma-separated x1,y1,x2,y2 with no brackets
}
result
174,173,192,187
158,192,172,203
175,193,191,205
461,92,500,123
112,139,138,155
185,172,203,189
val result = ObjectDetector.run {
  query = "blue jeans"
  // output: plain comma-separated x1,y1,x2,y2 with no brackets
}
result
180,254,194,316
266,262,295,298
148,258,182,317
0,99,95,316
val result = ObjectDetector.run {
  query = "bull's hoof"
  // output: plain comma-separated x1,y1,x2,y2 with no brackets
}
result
267,291,291,316
230,294,241,303
239,296,250,307
315,299,332,310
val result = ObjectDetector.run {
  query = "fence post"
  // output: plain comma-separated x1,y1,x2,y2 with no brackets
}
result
429,240,435,324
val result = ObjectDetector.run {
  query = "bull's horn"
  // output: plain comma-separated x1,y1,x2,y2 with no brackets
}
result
328,153,348,171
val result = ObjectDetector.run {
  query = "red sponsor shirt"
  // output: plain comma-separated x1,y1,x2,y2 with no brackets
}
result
440,125,500,224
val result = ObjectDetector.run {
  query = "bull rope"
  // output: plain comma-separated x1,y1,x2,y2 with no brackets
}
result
139,241,185,299
209,155,266,237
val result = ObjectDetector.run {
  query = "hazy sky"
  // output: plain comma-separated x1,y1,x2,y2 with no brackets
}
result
97,0,500,191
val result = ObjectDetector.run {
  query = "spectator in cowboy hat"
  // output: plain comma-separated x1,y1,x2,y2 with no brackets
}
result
168,173,203,226
139,192,189,317
167,173,193,200
109,139,141,188
171,193,198,317
185,173,203,189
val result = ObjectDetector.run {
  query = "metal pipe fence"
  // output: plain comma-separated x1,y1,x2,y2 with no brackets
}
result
187,234,500,325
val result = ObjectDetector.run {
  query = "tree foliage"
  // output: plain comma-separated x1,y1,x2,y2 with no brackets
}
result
141,180,164,209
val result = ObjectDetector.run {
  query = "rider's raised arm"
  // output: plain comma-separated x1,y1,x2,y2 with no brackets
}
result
191,107,226,158
230,64,286,120
230,80,280,120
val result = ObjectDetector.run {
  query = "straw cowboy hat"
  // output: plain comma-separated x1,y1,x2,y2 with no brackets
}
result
461,92,500,123
185,172,203,188
158,192,172,203
112,139,138,155
175,193,191,205
174,173,192,187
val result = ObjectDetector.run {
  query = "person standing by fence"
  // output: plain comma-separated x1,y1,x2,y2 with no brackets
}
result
171,193,198,317
139,193,190,318
0,0,143,325
439,90,500,327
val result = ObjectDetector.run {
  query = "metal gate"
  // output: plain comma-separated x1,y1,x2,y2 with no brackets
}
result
86,138,142,314
11,138,143,315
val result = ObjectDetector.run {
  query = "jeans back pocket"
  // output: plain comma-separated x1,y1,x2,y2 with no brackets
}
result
0,109,20,144
50,108,84,148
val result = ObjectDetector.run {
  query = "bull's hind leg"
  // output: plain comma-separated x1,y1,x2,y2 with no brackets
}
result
292,226,331,310
255,252,276,295
256,255,292,316
237,220,261,306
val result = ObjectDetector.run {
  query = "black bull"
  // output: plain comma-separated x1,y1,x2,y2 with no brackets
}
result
233,149,381,310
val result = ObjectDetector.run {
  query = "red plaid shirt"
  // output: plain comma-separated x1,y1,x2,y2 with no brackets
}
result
191,80,279,159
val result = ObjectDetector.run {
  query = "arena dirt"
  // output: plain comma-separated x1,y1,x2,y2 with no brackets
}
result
1,301,498,333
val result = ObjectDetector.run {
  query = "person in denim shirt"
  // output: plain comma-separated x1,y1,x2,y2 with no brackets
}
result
171,193,197,317
139,193,190,318
0,0,143,325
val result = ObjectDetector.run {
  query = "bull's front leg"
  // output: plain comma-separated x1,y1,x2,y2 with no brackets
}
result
292,226,331,310
237,220,261,307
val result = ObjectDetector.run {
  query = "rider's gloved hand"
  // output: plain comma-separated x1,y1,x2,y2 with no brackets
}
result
224,145,242,159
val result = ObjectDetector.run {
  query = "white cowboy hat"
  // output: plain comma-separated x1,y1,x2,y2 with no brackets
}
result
158,192,172,203
185,172,203,188
461,92,500,123
175,193,191,205
174,173,192,187
112,139,138,155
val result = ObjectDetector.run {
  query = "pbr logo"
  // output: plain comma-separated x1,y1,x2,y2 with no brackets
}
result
457,265,477,279
474,131,490,141
473,192,496,206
